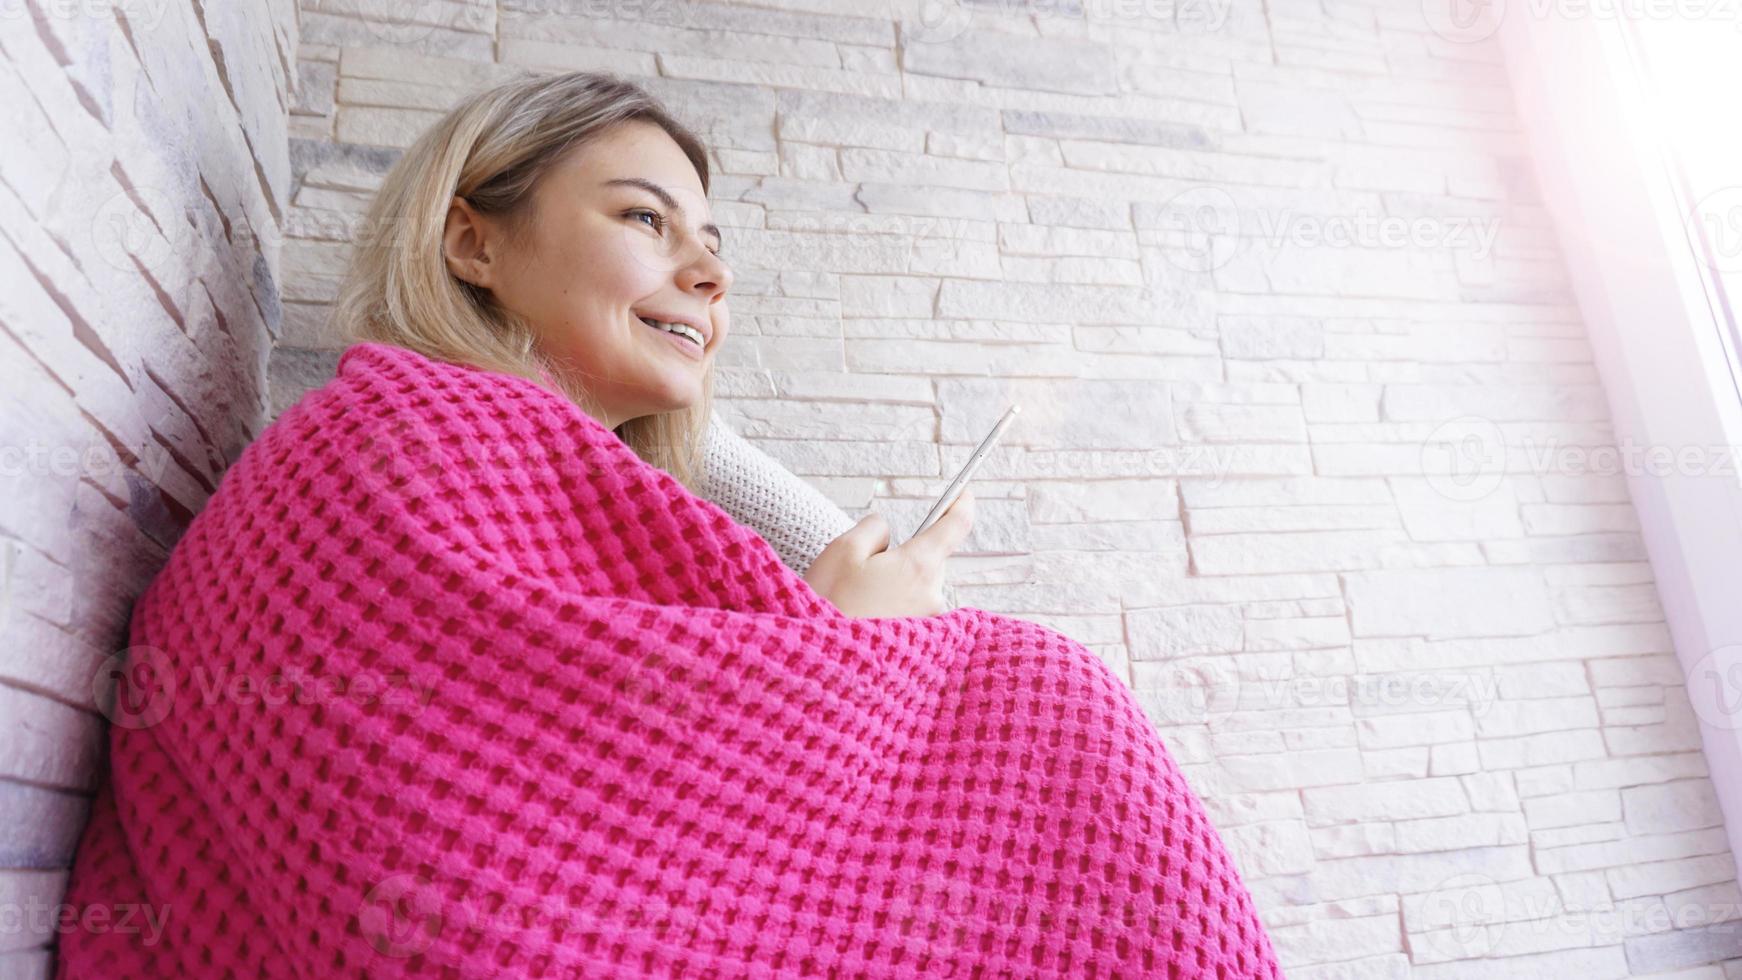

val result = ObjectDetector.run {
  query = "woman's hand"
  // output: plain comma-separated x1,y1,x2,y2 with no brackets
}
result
802,491,976,618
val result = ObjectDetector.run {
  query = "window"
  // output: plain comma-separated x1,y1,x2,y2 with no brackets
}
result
1620,14,1742,425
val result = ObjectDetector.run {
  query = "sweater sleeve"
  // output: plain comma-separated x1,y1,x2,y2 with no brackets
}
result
698,407,859,576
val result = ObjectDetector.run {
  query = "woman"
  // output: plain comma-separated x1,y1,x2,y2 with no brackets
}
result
56,71,1281,978
338,69,954,614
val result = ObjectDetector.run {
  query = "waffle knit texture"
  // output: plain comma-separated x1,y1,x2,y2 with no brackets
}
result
57,341,1282,978
698,408,857,576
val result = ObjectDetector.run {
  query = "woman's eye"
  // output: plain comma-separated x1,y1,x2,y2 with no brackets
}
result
630,208,721,257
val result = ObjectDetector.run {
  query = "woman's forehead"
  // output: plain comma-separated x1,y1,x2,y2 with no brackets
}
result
562,124,706,201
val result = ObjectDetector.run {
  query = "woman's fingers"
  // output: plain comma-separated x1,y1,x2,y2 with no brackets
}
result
906,490,975,568
844,511,890,561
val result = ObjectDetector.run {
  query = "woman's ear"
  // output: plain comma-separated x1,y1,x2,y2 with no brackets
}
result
442,195,497,290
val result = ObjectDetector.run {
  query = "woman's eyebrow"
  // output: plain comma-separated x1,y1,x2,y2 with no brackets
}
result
603,176,723,249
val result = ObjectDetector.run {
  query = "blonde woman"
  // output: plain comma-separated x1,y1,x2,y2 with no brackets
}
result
336,71,969,617
57,70,1280,978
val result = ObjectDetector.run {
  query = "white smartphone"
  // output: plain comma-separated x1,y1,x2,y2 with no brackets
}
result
895,403,1020,547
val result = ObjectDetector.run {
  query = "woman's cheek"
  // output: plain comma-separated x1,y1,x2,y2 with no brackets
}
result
617,227,686,279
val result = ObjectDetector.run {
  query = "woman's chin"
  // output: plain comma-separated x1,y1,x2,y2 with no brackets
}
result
628,385,703,422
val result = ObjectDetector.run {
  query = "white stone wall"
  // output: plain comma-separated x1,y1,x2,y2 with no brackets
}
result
0,2,296,976
273,1,1738,977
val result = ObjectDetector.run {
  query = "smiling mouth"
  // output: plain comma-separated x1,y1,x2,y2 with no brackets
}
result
637,314,705,349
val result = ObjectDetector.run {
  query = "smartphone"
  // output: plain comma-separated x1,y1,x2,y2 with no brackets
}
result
896,403,1020,547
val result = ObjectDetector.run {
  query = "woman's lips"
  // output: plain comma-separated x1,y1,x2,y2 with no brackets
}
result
642,317,704,361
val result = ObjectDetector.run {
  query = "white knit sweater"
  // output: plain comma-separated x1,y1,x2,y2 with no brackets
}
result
698,407,859,576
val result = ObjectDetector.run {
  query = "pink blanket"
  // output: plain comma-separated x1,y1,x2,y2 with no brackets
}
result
58,341,1282,977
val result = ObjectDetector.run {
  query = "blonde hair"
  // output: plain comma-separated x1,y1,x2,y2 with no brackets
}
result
331,70,717,493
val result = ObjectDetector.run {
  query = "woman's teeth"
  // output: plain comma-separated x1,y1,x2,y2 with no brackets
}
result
639,315,703,347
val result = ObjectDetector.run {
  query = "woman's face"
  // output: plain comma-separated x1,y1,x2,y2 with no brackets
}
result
441,120,733,430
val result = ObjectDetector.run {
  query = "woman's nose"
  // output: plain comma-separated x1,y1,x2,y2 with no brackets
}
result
682,250,731,298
